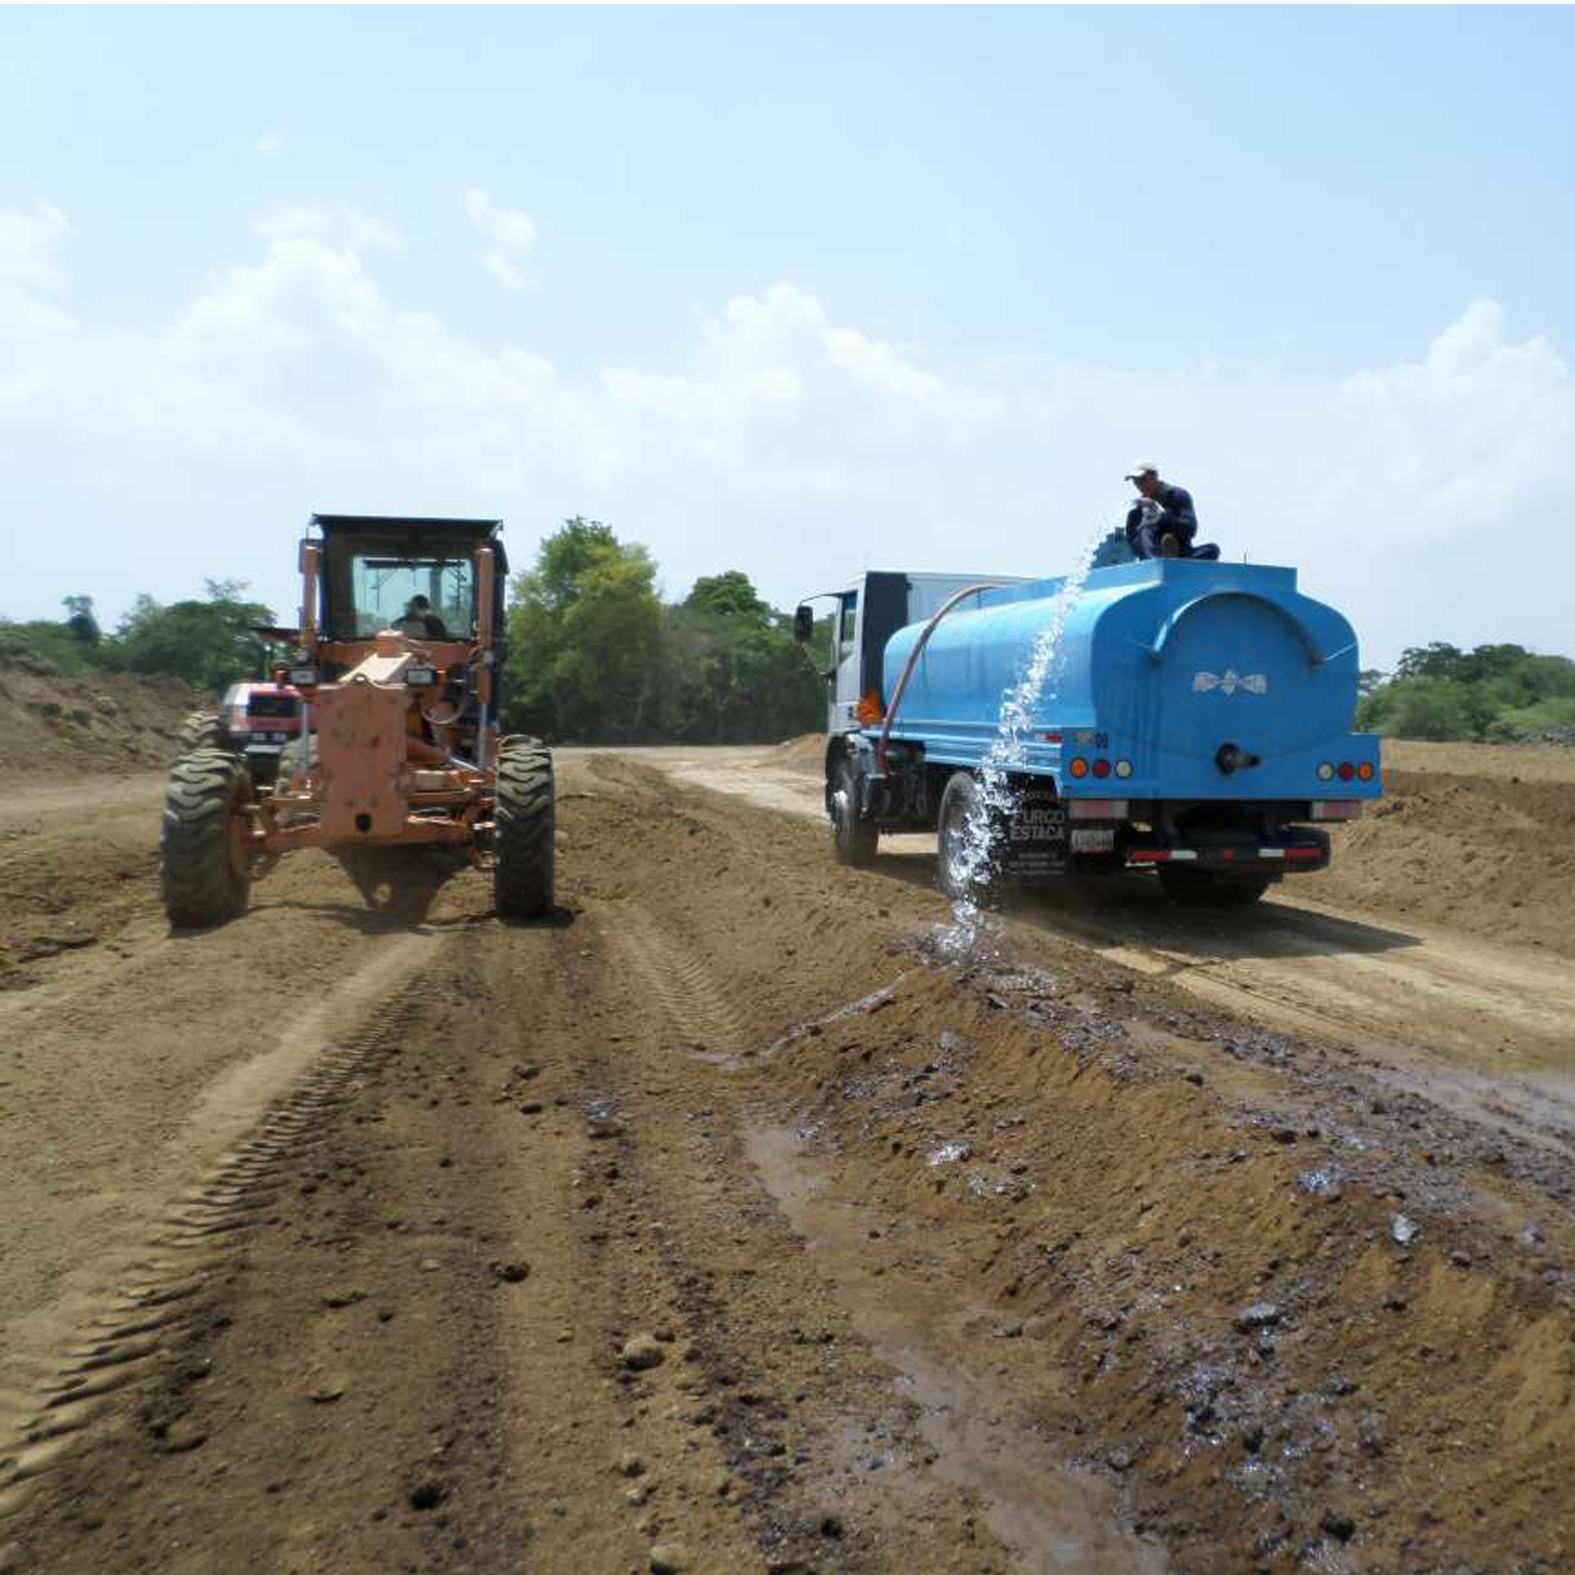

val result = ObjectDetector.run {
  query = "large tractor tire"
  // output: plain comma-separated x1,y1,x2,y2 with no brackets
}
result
829,760,878,867
173,710,231,761
1157,867,1269,907
494,735,554,918
161,749,255,928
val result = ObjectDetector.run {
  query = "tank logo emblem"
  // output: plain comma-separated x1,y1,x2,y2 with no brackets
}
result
1193,670,1267,696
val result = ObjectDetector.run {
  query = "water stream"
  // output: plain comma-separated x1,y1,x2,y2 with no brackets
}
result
936,530,1107,959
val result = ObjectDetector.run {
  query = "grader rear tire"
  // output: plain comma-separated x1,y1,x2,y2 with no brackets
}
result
495,736,554,918
161,749,254,928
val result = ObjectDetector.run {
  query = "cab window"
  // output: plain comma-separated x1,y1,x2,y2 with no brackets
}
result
323,535,476,639
837,592,858,660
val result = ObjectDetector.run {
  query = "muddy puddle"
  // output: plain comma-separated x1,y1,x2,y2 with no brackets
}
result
747,1126,1166,1575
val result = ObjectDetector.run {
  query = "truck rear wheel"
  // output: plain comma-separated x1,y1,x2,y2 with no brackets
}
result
830,760,878,867
936,770,995,901
161,749,254,927
495,735,554,918
1157,868,1269,906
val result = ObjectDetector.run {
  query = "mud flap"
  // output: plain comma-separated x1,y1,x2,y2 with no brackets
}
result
1001,791,1068,881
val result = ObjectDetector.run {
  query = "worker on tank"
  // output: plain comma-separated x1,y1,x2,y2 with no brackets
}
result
1124,463,1220,561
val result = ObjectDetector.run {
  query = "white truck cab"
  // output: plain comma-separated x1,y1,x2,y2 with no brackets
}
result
802,571,1030,734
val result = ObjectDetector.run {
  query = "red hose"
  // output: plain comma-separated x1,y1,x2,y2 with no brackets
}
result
875,583,1005,773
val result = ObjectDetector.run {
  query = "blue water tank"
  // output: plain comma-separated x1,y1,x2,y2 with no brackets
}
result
879,559,1380,802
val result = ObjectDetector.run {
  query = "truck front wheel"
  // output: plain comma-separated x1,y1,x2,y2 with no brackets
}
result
830,760,878,867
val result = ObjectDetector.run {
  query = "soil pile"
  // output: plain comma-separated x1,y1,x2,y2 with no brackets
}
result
1307,748,1575,956
760,732,824,774
0,665,197,780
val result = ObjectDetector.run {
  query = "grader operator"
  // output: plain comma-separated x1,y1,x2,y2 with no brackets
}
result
160,514,554,927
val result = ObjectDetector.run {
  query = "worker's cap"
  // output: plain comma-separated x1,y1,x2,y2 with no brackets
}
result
408,594,432,609
1124,459,1159,481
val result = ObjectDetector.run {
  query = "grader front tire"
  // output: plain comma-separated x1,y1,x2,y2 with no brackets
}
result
173,710,230,760
495,736,555,919
161,749,254,928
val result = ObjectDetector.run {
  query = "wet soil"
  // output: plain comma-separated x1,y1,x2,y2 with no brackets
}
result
2,750,1573,1574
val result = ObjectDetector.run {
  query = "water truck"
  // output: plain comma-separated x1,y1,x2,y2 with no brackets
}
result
793,557,1382,905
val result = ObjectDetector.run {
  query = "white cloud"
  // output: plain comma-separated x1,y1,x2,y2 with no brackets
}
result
0,202,71,293
256,133,283,158
0,204,1570,669
253,205,403,252
464,188,536,291
480,250,529,292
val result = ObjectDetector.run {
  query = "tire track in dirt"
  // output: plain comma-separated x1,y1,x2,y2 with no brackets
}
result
0,933,441,1534
612,904,753,1067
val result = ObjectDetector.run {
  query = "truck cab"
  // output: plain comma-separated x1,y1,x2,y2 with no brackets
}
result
808,571,1031,734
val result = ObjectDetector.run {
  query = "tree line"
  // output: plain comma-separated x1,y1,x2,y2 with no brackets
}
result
0,522,830,745
1357,642,1575,744
12,538,1568,747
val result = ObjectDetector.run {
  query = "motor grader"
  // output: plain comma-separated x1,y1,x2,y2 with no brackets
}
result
160,514,553,926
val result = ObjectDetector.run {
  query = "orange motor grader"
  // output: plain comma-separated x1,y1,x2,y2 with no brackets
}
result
160,514,553,927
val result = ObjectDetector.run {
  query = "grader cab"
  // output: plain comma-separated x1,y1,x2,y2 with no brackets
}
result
161,514,554,926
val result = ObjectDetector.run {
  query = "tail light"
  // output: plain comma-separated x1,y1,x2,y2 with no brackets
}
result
1069,758,1089,778
1092,758,1111,779
1357,761,1375,782
1338,762,1355,781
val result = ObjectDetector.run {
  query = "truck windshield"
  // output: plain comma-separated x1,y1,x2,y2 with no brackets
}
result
323,536,476,639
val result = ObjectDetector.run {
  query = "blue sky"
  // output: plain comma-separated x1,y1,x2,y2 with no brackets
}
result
3,6,1573,666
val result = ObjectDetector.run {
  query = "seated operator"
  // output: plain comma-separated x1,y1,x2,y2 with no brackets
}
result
1123,462,1219,561
393,594,451,640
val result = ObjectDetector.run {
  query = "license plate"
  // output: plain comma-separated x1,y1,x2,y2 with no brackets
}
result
1070,827,1115,853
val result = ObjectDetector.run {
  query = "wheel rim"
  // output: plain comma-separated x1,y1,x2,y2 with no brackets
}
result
830,786,853,852
940,792,970,895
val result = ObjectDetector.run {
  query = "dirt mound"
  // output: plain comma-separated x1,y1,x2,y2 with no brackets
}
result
759,732,825,775
0,665,198,781
1382,737,1575,785
1307,764,1575,956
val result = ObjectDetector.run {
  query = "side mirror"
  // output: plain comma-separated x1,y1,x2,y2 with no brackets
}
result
793,604,814,644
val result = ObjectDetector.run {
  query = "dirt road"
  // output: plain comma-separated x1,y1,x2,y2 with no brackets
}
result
2,750,1573,1574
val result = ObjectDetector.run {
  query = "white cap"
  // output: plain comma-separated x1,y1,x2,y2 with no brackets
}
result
1125,459,1159,481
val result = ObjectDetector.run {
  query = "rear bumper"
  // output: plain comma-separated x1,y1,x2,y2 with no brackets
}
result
1126,835,1330,875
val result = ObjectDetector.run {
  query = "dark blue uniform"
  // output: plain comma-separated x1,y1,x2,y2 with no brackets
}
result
1126,483,1199,559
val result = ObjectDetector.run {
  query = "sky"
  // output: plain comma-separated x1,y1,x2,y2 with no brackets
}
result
3,6,1574,669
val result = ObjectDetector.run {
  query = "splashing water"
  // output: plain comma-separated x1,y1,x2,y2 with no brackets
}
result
935,529,1107,960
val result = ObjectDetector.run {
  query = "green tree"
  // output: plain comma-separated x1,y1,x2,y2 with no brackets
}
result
1360,642,1575,742
62,594,100,645
109,580,275,694
668,572,822,743
503,519,670,742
